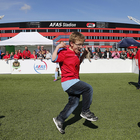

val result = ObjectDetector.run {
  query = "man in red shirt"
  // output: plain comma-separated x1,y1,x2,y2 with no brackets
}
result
52,32,98,134
135,46,140,89
22,46,31,59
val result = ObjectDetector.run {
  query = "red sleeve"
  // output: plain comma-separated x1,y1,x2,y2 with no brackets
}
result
3,55,6,59
55,49,66,63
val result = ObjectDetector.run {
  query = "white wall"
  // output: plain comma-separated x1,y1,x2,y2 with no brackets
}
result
0,60,11,74
0,59,135,74
80,59,132,73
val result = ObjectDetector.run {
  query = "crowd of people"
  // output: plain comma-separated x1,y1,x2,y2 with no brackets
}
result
0,45,138,61
83,47,137,60
0,46,52,61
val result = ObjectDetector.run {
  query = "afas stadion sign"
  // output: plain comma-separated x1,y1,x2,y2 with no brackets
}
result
48,22,96,28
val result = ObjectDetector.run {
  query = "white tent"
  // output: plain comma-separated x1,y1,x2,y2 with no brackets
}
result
0,32,54,52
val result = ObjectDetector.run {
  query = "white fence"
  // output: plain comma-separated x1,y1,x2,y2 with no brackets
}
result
0,59,139,74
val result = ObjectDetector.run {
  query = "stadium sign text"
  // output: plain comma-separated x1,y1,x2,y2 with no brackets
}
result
49,22,76,27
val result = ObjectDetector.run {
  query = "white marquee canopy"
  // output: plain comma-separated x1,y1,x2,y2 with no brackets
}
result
0,32,54,52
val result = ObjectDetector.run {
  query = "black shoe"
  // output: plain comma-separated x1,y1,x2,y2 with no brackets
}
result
53,117,65,134
137,86,140,89
80,111,98,121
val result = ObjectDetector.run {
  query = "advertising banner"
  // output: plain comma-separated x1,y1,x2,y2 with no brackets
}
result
11,59,56,74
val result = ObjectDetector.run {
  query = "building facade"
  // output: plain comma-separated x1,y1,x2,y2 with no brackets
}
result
0,21,140,52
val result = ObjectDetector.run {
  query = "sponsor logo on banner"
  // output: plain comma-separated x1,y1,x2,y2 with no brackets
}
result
34,60,47,74
86,23,95,28
12,60,20,70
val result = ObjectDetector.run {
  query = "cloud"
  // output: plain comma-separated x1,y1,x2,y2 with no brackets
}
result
20,4,31,12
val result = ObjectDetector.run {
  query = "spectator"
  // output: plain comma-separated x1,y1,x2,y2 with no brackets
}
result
93,52,100,60
14,50,19,60
37,51,44,60
103,48,112,59
85,48,92,62
120,50,127,60
133,51,136,59
133,48,137,54
127,50,134,59
30,50,37,60
46,50,51,60
18,49,23,59
95,48,102,58
3,51,10,60
35,45,41,55
41,46,46,56
10,52,14,59
126,48,130,56
22,46,31,59
112,48,120,59
0,49,4,59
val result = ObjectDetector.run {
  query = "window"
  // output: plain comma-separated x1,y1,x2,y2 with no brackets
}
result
48,29,55,32
15,30,22,33
133,31,138,34
90,29,95,32
69,29,78,32
1,30,5,33
113,30,119,33
123,30,129,33
95,30,99,32
59,29,67,32
5,30,12,33
1,37,8,40
37,29,46,32
25,30,30,32
81,29,88,32
103,30,109,33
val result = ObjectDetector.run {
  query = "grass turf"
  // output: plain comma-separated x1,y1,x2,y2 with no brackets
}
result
0,73,140,140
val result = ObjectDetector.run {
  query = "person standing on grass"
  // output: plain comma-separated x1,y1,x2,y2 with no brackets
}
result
135,46,140,89
52,32,98,134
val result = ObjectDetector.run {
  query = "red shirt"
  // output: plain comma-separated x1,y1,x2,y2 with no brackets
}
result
55,47,80,82
3,54,10,59
135,49,140,69
127,52,134,59
23,50,31,59
30,54,37,59
18,52,23,59
14,54,19,59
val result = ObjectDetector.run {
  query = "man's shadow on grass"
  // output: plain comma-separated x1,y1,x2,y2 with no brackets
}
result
63,101,98,130
0,116,5,126
128,82,138,88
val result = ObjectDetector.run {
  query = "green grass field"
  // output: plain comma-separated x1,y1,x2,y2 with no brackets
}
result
0,73,140,140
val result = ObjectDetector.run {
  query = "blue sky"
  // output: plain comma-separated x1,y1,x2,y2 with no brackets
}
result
0,0,140,25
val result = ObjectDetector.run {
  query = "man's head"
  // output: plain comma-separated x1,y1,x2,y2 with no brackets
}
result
25,46,28,51
69,32,85,54
115,48,118,52
122,50,125,54
37,46,40,49
137,46,140,49
41,46,44,50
